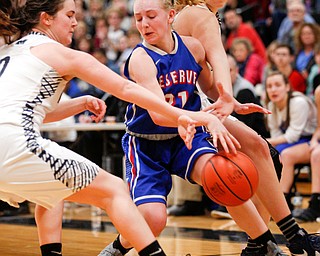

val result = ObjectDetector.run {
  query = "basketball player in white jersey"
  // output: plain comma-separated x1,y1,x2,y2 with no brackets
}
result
0,0,241,255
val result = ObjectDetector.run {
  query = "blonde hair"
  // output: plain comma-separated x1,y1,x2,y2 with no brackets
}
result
231,37,253,54
174,0,205,11
134,0,173,10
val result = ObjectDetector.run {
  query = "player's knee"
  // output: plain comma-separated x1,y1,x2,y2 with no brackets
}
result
243,134,269,157
143,208,167,236
254,135,269,152
108,175,128,196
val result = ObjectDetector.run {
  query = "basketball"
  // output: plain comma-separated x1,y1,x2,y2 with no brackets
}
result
201,151,259,206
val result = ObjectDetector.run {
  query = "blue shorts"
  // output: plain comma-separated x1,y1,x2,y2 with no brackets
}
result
122,132,217,206
276,136,312,153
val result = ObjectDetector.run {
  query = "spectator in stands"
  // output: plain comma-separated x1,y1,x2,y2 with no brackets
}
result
267,0,287,41
277,0,315,52
273,43,307,93
230,37,265,86
307,44,320,97
223,0,256,24
262,40,279,86
71,20,90,49
86,0,104,37
293,23,320,80
76,36,94,54
223,6,267,62
292,85,320,222
228,54,269,137
265,71,317,210
108,0,132,31
104,6,127,67
92,17,109,51
115,28,142,73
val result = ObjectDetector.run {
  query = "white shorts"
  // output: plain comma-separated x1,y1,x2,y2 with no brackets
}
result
0,125,100,209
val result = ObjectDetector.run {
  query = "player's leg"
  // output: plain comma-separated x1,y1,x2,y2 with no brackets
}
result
66,169,166,256
224,118,289,221
224,118,320,255
190,153,285,255
35,201,64,256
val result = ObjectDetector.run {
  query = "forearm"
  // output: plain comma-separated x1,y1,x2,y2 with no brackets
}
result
150,107,217,129
44,96,87,123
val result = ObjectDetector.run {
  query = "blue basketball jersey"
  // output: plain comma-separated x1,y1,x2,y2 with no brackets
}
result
124,31,202,139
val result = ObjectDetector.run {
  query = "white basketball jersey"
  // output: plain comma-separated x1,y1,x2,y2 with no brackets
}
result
0,32,67,131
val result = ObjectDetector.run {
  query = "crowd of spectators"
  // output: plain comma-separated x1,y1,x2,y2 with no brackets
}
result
63,0,320,100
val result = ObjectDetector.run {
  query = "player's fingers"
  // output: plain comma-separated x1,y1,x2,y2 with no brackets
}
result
227,132,241,149
217,134,229,153
211,133,218,148
223,134,237,154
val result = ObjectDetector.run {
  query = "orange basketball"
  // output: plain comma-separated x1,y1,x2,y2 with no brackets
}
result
201,151,259,206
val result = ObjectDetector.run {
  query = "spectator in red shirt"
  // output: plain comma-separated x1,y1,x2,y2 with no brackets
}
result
223,6,267,62
273,43,307,93
230,37,265,86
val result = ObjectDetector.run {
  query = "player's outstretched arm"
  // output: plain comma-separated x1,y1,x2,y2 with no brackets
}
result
44,95,106,123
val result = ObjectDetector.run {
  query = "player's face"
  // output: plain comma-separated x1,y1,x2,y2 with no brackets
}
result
266,74,289,104
134,0,173,46
49,0,78,46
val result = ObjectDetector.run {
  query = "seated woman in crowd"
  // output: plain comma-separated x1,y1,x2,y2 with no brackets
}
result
293,23,320,81
292,85,320,222
307,43,320,97
230,37,265,86
265,71,317,210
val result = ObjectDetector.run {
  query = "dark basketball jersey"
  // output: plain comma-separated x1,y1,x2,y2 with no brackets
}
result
124,31,202,139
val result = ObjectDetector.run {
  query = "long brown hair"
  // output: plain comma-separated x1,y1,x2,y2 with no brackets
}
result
294,22,320,54
174,0,205,11
0,0,65,44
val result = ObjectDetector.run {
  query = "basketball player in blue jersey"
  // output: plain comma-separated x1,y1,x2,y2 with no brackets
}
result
98,1,291,256
0,1,246,255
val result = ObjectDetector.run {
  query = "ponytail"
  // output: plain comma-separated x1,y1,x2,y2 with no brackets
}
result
0,0,65,44
0,1,20,44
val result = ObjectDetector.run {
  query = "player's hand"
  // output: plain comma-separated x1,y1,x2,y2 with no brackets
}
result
234,99,272,115
205,115,241,154
84,96,107,123
178,115,196,150
202,82,234,122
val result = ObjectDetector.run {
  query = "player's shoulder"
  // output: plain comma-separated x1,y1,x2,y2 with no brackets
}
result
180,35,205,63
130,45,151,61
180,35,203,52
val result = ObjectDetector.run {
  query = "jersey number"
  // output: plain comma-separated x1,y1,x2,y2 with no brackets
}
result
0,56,10,77
165,91,188,108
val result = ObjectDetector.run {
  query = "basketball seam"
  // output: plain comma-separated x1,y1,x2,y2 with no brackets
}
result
202,165,225,205
219,154,255,197
209,157,247,202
